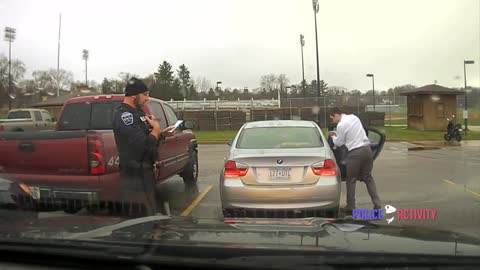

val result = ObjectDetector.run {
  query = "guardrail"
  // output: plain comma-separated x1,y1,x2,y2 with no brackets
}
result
166,99,280,110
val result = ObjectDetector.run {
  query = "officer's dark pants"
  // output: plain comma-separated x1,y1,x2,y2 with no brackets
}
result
119,165,157,217
345,146,381,210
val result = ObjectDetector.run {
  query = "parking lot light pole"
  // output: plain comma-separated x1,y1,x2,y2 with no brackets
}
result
312,0,320,99
300,34,306,106
463,60,475,134
82,49,89,86
4,27,16,110
366,74,375,112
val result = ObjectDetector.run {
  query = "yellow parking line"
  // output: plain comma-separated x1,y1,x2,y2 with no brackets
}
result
443,179,456,185
442,179,480,198
466,189,480,198
180,185,213,216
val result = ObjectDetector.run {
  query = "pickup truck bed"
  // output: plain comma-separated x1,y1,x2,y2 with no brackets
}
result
0,130,120,204
0,109,55,132
0,95,198,212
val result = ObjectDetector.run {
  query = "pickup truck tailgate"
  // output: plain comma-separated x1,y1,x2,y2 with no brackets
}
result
0,131,89,175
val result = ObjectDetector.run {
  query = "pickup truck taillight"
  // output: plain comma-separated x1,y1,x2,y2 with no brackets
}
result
88,136,106,175
224,160,248,178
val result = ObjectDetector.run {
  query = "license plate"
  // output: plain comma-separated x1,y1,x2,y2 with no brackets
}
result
269,167,292,179
29,186,40,200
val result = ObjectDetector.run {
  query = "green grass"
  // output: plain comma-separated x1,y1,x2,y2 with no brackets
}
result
373,126,480,141
195,126,480,142
384,118,408,125
195,130,238,142
468,118,480,126
384,118,480,126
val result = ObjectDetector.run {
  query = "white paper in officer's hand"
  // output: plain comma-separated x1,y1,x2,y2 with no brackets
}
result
170,120,184,132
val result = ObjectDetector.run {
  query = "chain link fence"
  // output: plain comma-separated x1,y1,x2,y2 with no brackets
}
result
281,95,405,127
281,94,480,129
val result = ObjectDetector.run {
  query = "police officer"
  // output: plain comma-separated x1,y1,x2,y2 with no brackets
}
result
112,77,174,216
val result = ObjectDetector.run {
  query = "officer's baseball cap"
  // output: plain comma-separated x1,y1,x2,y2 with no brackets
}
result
125,77,148,96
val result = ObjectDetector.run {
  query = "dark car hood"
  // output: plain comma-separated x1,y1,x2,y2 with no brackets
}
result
1,215,479,257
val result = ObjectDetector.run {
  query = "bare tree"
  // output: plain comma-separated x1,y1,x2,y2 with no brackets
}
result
111,79,125,93
194,76,212,93
0,55,26,102
32,70,52,91
32,69,73,94
118,72,139,82
277,74,289,94
260,74,277,92
327,86,347,96
51,69,74,93
349,89,362,96
143,74,157,89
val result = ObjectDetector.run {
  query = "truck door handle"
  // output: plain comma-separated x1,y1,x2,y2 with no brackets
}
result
19,143,35,153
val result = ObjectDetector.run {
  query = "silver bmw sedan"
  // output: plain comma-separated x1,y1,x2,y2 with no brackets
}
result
220,120,341,218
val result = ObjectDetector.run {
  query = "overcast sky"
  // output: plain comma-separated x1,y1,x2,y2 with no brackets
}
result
1,0,479,92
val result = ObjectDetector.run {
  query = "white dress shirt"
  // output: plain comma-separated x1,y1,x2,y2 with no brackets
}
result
332,114,370,151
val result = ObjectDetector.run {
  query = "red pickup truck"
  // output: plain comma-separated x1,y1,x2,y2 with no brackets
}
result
0,95,198,212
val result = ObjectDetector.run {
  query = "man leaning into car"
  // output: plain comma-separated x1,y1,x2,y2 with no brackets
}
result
328,107,381,215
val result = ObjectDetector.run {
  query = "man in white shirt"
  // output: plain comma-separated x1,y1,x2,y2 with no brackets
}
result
328,107,381,214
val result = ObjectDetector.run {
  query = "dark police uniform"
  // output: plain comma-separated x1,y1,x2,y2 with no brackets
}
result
112,79,159,216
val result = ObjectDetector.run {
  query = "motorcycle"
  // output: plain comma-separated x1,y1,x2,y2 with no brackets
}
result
444,115,463,142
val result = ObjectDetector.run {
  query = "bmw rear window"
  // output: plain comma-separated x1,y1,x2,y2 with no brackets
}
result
236,127,324,149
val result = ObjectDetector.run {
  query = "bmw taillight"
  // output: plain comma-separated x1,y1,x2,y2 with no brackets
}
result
311,159,336,176
224,160,248,178
88,136,106,175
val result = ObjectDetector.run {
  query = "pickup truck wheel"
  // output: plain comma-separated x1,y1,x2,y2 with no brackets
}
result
64,207,82,214
182,151,198,184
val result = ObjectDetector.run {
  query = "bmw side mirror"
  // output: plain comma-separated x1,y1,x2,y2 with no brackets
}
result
227,139,233,146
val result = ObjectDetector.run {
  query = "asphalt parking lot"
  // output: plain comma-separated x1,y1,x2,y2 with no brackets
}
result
152,141,480,238
39,141,480,238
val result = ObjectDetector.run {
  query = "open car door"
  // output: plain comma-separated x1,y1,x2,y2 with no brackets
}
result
327,126,386,181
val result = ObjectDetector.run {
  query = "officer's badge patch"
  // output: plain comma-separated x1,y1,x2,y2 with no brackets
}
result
121,112,134,125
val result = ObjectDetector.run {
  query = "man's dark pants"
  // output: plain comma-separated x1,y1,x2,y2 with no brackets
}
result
345,145,381,210
119,164,157,216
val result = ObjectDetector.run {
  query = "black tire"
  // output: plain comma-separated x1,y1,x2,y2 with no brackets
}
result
444,134,451,142
455,133,462,142
182,150,198,184
63,199,88,214
325,207,339,218
222,208,232,218
64,207,82,214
